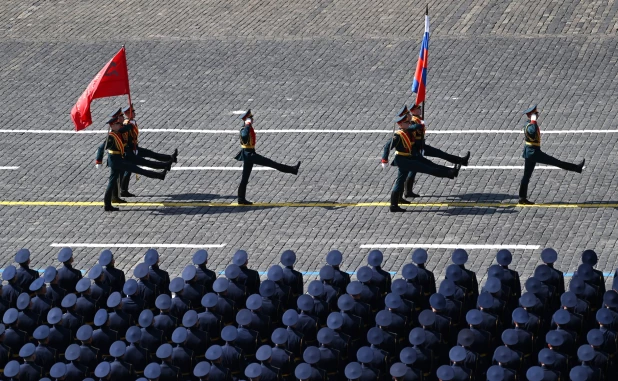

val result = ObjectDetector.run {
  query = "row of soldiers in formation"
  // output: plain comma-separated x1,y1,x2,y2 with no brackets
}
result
95,103,586,212
96,107,300,210
0,247,615,381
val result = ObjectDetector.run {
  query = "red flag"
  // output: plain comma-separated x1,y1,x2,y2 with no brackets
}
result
71,47,131,131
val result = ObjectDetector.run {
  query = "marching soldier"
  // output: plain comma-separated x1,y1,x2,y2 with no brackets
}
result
404,103,470,198
381,113,460,212
518,104,585,204
96,115,168,211
119,104,178,197
235,110,301,205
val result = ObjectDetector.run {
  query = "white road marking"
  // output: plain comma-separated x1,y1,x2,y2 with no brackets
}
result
171,167,274,171
1,129,617,134
359,244,540,249
51,243,226,248
0,166,19,170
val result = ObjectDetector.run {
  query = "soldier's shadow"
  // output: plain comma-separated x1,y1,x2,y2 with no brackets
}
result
438,206,518,216
445,192,516,202
157,193,236,202
144,204,276,215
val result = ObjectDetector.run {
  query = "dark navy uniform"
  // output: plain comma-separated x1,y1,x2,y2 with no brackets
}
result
238,267,261,297
34,343,57,375
170,294,192,321
122,295,145,323
15,266,39,292
92,327,117,357
518,105,584,204
79,343,100,374
108,309,132,339
235,111,300,204
45,283,66,309
193,249,216,294
154,311,178,341
125,344,149,375
282,266,304,300
18,360,42,381
102,265,126,294
149,265,171,297
65,361,89,381
141,326,165,355
75,295,97,325
171,345,194,377
57,264,82,295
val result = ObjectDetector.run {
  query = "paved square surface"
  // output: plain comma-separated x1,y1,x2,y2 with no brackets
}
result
0,0,617,287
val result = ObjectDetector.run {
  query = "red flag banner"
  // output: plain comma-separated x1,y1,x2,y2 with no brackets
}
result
71,47,131,131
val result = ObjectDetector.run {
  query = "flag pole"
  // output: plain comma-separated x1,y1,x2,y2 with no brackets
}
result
422,5,428,121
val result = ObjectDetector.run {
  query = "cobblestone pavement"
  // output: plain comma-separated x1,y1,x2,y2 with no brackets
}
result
0,0,617,287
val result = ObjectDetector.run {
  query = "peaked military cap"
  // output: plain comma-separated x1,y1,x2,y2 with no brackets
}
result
16,293,30,310
33,325,50,340
94,309,109,327
194,361,211,378
400,347,417,365
411,248,428,264
77,325,94,341
15,248,30,264
240,110,253,120
356,346,373,363
367,250,384,266
123,279,139,295
106,291,122,308
29,277,45,292
95,361,111,378
182,310,198,328
134,263,149,279
478,292,495,309
394,114,408,123
356,266,372,282
109,108,122,118
409,327,426,345
267,265,283,281
280,250,296,266
308,280,324,297
62,293,78,308
144,249,159,266
201,293,218,308
271,328,287,344
297,295,314,311
144,363,162,379
237,309,253,326
418,310,436,326
319,265,335,280
122,104,134,113
449,346,466,362
327,312,343,330
43,266,57,283
522,104,538,115
541,248,558,263
326,250,343,266
451,249,468,265
256,344,273,361
246,294,263,310
367,327,383,345
233,249,249,265
570,366,591,381
597,308,613,325
545,330,564,347
466,309,483,325
2,265,17,281
221,325,238,342
553,309,570,325
303,346,321,364
211,278,229,293
398,104,409,117
47,307,62,324
337,294,354,311
446,264,463,281
496,249,512,265
402,263,418,280
436,365,455,381
245,363,262,378
224,264,241,280
76,278,91,293
587,329,604,346
259,280,276,297
457,329,475,347
65,343,81,361
58,247,73,263
172,327,188,344
439,279,457,297
192,249,208,265
282,309,299,326
493,346,512,363
385,293,403,309
577,344,595,362
138,309,154,327
429,293,446,310
534,265,552,282
501,329,518,345
88,264,103,280
512,307,529,324
346,281,363,296
582,249,598,265
19,342,36,358
50,362,68,378
317,327,334,345
391,279,407,296
205,344,223,360
99,250,113,266
126,326,141,343
484,277,501,293
156,343,173,359
391,362,408,378
527,366,545,381
295,363,312,379
344,362,362,379
538,348,555,365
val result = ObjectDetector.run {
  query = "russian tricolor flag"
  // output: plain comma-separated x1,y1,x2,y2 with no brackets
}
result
411,14,429,105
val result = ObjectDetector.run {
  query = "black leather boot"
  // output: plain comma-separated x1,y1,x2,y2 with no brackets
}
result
390,192,405,212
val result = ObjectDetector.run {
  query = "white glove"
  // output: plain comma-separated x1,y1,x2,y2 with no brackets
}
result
134,150,138,155
381,163,387,169
95,164,101,169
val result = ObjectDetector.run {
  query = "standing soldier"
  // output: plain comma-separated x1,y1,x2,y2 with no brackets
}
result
14,249,39,292
518,105,585,204
96,115,168,212
193,250,216,293
381,114,460,212
119,104,178,197
235,110,301,205
99,250,126,294
56,248,82,294
145,249,171,297
404,103,470,198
